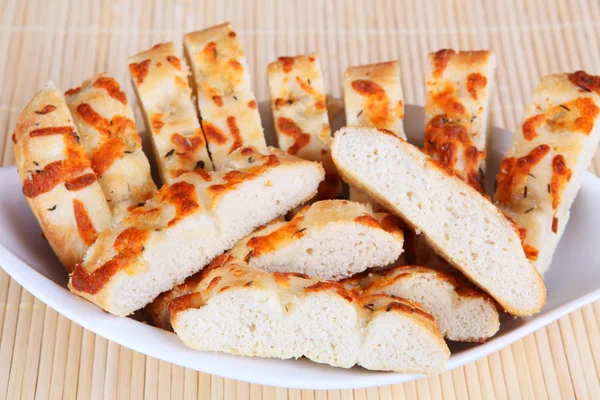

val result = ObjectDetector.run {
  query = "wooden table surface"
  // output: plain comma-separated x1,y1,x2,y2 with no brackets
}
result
1,0,600,398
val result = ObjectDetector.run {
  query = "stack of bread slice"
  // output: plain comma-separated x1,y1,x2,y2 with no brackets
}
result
168,254,450,373
68,146,324,316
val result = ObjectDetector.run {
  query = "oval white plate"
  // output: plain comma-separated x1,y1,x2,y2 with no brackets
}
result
1,104,600,390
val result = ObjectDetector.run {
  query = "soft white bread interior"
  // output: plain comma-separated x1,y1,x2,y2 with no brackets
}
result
128,42,213,184
494,72,600,275
227,200,405,280
424,50,496,193
268,54,341,199
65,74,157,220
184,22,266,168
169,254,450,373
331,126,546,316
69,146,325,316
13,83,113,272
344,266,500,342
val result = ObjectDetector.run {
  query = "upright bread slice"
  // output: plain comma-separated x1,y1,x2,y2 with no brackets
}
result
424,50,496,193
227,200,404,280
169,254,450,373
344,266,500,342
65,74,156,220
12,83,112,271
69,147,324,316
331,126,546,316
268,54,341,199
184,22,266,168
128,42,213,184
344,61,406,137
343,61,406,205
494,72,600,275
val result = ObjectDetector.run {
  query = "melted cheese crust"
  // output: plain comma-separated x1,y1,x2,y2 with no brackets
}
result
184,22,266,168
66,74,156,219
13,84,112,271
424,50,496,193
344,61,406,138
268,54,340,199
494,72,600,272
128,42,213,184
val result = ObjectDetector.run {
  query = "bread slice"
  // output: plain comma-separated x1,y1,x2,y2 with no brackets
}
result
494,72,600,275
169,254,450,373
424,50,496,193
184,22,266,168
65,74,157,220
12,83,113,271
227,200,405,280
268,54,341,199
331,126,546,316
344,61,406,137
344,61,406,205
68,146,325,316
344,266,500,342
128,42,213,184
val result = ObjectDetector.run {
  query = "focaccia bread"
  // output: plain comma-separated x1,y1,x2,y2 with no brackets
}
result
344,266,500,342
169,254,450,373
268,54,341,199
494,71,600,275
331,126,546,316
424,50,496,193
344,61,406,138
13,83,112,271
184,22,266,168
227,200,404,280
65,74,156,220
69,146,324,316
344,61,406,205
128,42,213,184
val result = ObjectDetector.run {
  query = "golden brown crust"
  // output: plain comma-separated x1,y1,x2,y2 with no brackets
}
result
128,42,213,184
267,55,341,201
494,72,600,270
424,50,495,193
184,23,265,168
13,84,112,272
66,74,156,219
344,61,405,138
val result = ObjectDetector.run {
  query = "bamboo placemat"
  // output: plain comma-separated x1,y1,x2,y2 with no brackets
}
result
1,0,600,398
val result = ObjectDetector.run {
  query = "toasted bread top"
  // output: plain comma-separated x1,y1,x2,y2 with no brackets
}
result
344,61,405,137
424,49,496,193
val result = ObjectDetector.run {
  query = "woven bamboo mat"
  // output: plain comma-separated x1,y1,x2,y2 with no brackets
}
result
1,0,600,398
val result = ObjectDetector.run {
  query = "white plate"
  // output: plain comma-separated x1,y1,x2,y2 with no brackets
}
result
1,104,600,390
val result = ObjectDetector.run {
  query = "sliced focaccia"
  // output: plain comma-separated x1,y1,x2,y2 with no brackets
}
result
331,126,546,316
65,74,156,220
227,200,404,280
343,61,406,205
128,42,213,184
494,71,600,275
344,266,500,342
168,254,449,373
424,50,496,193
184,22,266,168
13,83,112,271
69,146,324,316
268,54,341,199
344,61,406,138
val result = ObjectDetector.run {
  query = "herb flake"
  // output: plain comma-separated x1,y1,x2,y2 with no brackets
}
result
47,205,57,211
165,149,175,158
